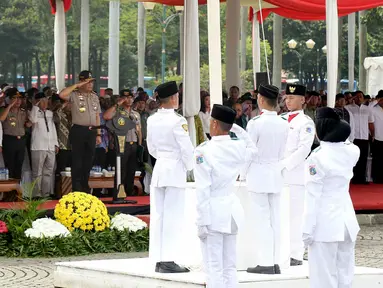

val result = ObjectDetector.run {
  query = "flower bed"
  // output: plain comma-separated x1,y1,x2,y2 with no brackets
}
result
0,192,149,257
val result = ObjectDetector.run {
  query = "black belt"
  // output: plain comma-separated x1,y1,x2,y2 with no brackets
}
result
4,134,25,140
72,124,97,131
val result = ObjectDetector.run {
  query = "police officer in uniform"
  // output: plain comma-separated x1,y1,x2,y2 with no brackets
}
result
0,88,31,180
280,84,315,266
104,89,142,195
59,71,101,193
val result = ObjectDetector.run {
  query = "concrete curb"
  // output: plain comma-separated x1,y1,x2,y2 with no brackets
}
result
357,214,383,225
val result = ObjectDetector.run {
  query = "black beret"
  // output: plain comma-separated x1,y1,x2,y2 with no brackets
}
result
316,107,340,120
377,90,383,99
285,84,306,96
311,91,320,97
35,92,47,100
211,104,236,124
156,81,178,99
259,84,279,99
134,94,146,103
79,70,92,81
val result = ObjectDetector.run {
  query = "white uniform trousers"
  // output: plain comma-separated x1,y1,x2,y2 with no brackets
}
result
149,186,186,263
31,150,56,197
201,227,237,288
250,192,281,266
308,229,355,288
289,184,305,261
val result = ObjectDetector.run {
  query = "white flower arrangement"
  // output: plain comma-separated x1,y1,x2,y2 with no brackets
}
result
111,214,147,232
25,218,71,239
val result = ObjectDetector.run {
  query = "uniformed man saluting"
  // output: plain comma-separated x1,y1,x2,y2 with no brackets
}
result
59,71,101,193
0,88,32,180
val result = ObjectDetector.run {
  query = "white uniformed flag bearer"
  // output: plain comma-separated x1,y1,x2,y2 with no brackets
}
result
245,84,289,274
303,107,360,288
194,104,257,288
280,84,315,266
147,81,194,273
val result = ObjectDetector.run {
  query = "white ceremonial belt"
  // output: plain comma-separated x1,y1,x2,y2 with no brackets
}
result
156,151,180,159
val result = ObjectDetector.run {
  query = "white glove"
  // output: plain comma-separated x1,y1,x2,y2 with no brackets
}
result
303,233,314,248
230,123,244,134
198,226,209,240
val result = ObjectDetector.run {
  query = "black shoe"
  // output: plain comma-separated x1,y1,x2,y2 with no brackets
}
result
155,262,160,272
156,261,190,273
274,264,281,274
247,265,275,274
290,258,303,266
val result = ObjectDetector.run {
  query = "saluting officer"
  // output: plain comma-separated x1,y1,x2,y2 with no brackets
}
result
0,88,31,180
104,89,142,196
59,71,101,193
147,81,194,273
280,84,315,266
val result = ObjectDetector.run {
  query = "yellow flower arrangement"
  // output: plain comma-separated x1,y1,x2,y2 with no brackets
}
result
54,192,110,232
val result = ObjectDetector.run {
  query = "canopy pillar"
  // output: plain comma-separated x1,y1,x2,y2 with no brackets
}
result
240,7,247,75
272,14,283,89
225,0,241,91
252,15,261,89
325,0,338,108
108,0,120,92
207,0,223,106
54,0,67,91
80,0,90,71
348,13,355,91
137,2,146,88
359,10,367,93
183,0,201,147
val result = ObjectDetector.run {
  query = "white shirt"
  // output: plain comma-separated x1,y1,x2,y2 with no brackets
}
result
147,108,194,188
370,103,383,141
198,111,210,134
345,103,374,140
29,106,58,151
245,109,289,193
281,110,315,185
303,141,360,242
194,125,257,233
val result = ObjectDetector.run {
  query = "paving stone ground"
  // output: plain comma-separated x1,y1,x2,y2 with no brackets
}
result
0,226,382,287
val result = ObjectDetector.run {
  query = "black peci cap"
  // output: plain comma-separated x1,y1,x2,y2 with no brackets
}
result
211,104,236,124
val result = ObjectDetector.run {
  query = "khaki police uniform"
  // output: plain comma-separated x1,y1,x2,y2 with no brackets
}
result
120,108,140,195
2,107,28,179
69,90,101,192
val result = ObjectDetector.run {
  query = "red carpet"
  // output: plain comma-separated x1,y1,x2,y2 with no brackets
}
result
0,185,382,214
350,184,383,211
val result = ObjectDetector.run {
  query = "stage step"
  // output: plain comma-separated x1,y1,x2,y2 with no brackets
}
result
54,258,383,288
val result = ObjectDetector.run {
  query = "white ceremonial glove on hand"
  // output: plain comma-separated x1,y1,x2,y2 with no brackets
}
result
230,123,244,134
198,226,209,240
303,233,314,248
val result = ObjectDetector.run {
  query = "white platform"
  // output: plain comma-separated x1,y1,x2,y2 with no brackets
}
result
54,258,383,288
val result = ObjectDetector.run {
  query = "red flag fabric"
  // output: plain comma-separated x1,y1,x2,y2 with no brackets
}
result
49,0,72,14
140,0,383,21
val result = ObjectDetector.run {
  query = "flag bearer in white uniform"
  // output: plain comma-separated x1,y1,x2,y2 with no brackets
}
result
194,104,257,288
280,84,315,266
303,107,360,288
245,85,289,275
147,81,194,273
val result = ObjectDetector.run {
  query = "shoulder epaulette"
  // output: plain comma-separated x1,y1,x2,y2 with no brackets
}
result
231,137,239,140
251,116,261,121
174,111,183,117
197,141,209,148
304,114,313,120
280,112,288,116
